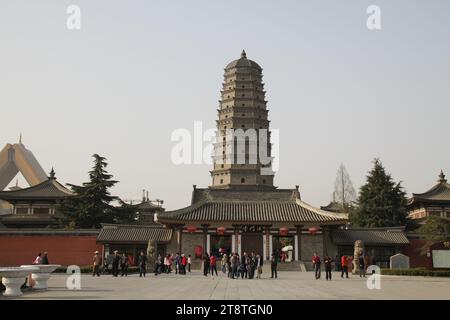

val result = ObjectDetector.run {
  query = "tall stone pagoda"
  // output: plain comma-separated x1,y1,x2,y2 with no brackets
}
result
211,50,274,189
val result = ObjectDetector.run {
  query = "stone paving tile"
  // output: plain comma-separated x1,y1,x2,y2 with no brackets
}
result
2,271,450,300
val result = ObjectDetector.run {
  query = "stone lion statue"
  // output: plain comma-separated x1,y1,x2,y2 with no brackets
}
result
352,240,364,274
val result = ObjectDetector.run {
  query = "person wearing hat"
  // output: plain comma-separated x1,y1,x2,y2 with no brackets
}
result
93,251,102,277
111,250,120,277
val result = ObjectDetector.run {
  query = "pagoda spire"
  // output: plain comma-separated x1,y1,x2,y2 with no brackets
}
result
438,170,447,183
49,167,56,179
19,133,22,144
241,49,247,58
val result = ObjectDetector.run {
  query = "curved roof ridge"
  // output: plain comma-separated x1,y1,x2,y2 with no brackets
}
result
295,198,348,220
412,181,450,197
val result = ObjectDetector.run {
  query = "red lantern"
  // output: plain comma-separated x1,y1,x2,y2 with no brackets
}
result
279,227,289,236
308,227,319,235
186,226,197,233
217,227,226,235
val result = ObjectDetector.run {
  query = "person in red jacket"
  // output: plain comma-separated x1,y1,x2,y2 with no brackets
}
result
312,253,321,279
181,254,187,275
341,255,349,278
210,254,218,278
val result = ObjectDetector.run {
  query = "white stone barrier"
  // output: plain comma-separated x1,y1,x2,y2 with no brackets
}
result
20,265,61,290
0,266,39,297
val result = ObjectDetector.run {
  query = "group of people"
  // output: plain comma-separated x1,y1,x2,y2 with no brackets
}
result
311,252,373,280
156,252,192,275
105,250,130,277
202,251,276,279
92,249,374,281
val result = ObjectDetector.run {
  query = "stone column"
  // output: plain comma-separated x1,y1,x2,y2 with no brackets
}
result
295,225,303,261
238,234,242,256
322,226,329,257
233,225,239,255
177,226,183,253
265,226,271,260
232,234,236,253
269,235,273,258
207,234,211,254
201,224,209,257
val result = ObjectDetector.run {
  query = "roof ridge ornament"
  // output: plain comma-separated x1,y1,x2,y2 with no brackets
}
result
49,167,56,179
438,170,447,183
241,49,247,59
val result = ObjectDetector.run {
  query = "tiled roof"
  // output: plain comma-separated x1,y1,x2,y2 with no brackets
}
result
331,229,410,246
159,188,348,225
97,224,172,243
320,201,344,213
225,50,262,71
0,178,73,200
409,172,450,205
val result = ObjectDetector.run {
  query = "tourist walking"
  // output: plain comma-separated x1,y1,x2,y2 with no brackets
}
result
181,254,187,275
174,253,181,274
210,254,218,278
234,253,240,278
256,253,263,279
341,255,349,278
32,253,43,265
359,255,366,277
324,256,332,280
42,252,49,264
187,254,192,273
120,253,129,277
154,254,162,276
92,251,101,277
248,252,256,279
240,252,248,279
270,253,278,279
203,253,210,276
229,252,237,279
221,254,228,274
312,252,321,279
102,257,109,274
335,254,340,271
112,250,120,277
138,251,147,277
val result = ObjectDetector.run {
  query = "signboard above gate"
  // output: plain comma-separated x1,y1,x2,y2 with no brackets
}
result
240,225,264,233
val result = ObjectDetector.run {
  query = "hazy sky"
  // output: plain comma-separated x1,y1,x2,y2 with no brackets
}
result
1,1,449,210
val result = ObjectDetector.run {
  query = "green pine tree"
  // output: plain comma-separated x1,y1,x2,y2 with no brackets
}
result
350,158,409,228
58,154,132,228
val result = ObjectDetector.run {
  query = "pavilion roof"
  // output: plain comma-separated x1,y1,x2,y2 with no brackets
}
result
0,174,73,201
158,188,348,225
408,171,450,205
331,228,410,246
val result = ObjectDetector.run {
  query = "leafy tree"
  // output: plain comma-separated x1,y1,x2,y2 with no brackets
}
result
58,154,136,228
350,158,409,227
418,216,450,254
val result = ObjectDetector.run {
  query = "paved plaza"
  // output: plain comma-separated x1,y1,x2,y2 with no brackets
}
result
3,271,450,300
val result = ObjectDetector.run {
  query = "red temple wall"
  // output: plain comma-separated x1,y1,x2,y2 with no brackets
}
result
0,235,101,267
